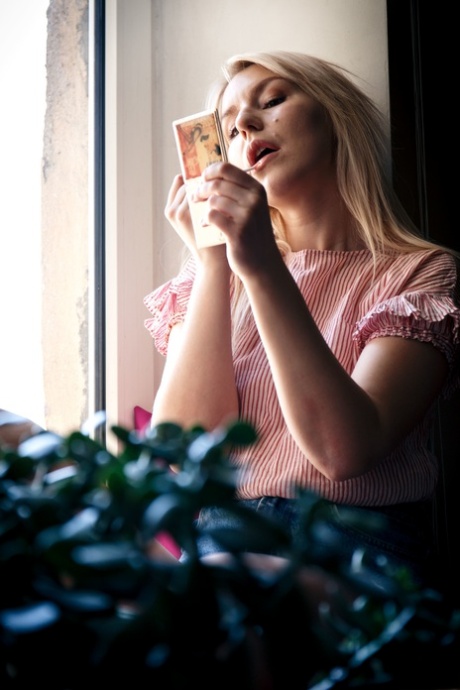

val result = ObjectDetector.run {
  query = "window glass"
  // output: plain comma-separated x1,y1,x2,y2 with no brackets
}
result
0,0,49,426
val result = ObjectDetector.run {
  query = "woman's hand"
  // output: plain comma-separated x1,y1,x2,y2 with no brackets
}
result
193,162,280,278
164,174,197,253
164,174,227,264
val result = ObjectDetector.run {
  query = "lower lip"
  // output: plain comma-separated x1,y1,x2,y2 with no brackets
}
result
250,150,278,172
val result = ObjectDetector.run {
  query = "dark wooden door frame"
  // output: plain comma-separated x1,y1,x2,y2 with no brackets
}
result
387,0,457,249
387,0,459,591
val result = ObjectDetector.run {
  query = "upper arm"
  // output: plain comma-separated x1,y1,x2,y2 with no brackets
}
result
352,335,449,446
156,322,186,390
164,322,184,361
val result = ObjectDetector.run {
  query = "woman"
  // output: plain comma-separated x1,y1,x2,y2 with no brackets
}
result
144,51,460,580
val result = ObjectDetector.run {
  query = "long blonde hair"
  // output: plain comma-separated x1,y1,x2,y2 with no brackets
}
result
202,51,456,332
178,51,457,334
206,50,449,259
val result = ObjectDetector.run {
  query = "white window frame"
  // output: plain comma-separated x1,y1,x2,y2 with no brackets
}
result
104,0,156,444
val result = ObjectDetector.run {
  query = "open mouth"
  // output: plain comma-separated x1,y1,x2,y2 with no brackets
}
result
255,147,275,162
247,141,279,168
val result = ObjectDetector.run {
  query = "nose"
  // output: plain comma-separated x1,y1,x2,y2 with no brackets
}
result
234,107,262,138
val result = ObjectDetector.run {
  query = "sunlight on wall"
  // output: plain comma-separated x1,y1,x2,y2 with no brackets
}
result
0,0,49,426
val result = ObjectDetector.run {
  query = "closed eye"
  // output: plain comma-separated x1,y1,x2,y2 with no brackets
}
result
227,96,285,139
263,96,285,109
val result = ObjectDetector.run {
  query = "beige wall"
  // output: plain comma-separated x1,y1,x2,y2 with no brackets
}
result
1,0,389,443
37,0,389,440
150,0,389,333
42,0,89,435
105,0,389,440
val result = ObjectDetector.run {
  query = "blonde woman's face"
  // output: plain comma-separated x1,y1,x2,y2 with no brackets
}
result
220,64,335,207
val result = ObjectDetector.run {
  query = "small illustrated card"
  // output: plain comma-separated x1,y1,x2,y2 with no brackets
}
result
173,109,228,247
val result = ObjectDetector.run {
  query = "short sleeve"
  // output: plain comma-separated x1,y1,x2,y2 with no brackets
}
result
143,258,196,356
352,253,460,397
353,292,460,355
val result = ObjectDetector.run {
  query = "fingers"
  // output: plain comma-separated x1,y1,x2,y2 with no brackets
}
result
164,174,189,223
194,163,266,230
201,161,255,191
164,174,199,253
163,174,228,260
192,163,257,212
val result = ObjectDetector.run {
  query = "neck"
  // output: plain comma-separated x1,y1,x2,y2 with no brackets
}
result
278,197,360,252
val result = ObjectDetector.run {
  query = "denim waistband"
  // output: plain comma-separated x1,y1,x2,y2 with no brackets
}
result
191,496,434,582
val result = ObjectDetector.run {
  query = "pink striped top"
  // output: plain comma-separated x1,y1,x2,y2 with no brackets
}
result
144,248,460,506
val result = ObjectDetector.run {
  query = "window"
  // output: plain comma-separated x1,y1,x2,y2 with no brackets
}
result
0,0,94,437
0,0,390,447
0,0,48,427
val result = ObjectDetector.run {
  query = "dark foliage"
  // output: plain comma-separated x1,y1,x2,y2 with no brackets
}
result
0,417,459,689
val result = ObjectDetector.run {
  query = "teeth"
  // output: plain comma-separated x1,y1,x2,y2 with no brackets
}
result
256,148,272,161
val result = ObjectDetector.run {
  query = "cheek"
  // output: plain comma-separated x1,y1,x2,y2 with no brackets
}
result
309,109,334,148
227,140,245,167
298,115,335,162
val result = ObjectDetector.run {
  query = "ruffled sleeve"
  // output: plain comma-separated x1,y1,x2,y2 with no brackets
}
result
143,258,196,356
353,273,460,398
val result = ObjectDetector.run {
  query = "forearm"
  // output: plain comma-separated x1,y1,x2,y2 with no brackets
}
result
242,261,387,479
152,261,239,430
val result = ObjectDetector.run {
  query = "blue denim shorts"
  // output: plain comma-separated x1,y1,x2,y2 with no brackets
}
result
186,496,434,582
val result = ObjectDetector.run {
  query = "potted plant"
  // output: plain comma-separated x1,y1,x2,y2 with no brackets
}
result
0,413,459,689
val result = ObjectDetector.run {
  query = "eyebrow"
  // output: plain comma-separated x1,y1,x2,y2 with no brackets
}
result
221,76,287,126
